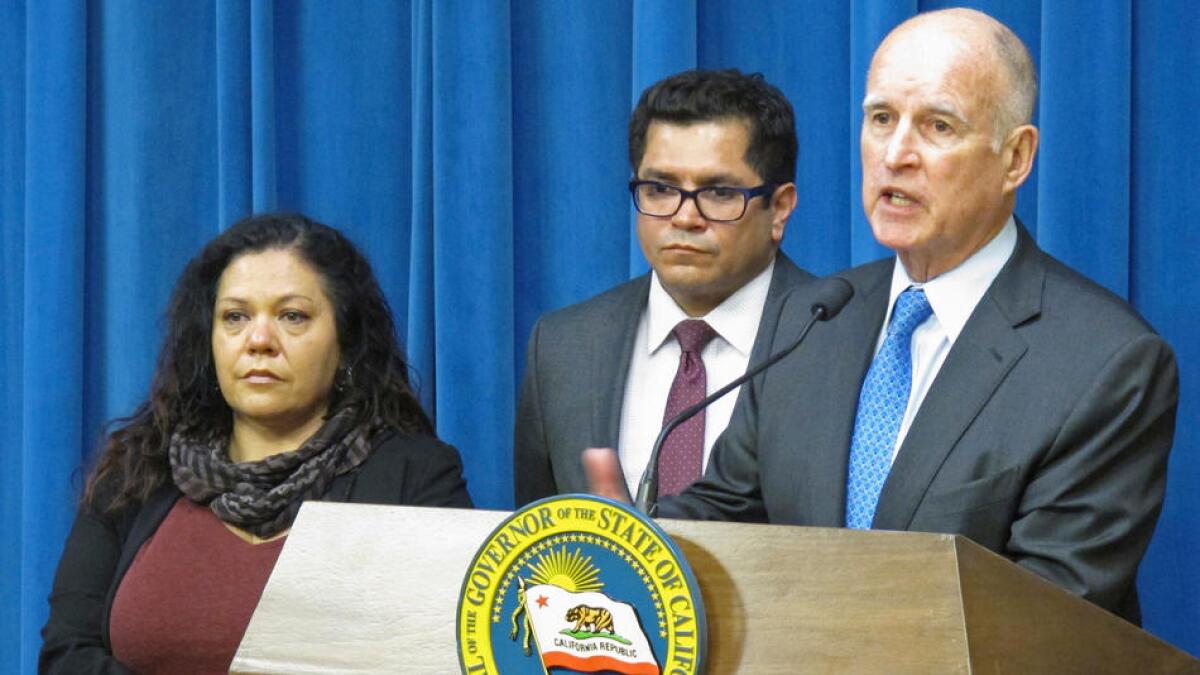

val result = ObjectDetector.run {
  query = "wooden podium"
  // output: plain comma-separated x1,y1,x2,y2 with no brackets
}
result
230,502,1198,674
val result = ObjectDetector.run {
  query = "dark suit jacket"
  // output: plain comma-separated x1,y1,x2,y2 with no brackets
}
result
659,225,1178,624
40,429,472,674
514,253,813,506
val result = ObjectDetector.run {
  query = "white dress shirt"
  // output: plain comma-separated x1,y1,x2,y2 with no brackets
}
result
880,216,1018,461
617,258,777,495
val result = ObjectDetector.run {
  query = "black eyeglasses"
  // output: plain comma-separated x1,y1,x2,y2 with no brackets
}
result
629,180,778,222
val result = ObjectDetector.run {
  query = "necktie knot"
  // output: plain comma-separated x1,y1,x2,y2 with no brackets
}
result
672,319,718,355
887,288,933,339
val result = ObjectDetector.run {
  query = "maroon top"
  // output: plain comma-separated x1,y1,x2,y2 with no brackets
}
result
109,497,287,674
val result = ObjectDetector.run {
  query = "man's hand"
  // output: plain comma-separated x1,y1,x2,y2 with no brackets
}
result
582,447,631,503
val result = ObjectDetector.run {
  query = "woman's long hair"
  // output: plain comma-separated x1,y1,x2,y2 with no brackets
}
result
84,213,432,510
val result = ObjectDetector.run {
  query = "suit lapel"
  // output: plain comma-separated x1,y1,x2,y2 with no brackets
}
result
590,276,649,449
749,253,812,361
873,226,1044,530
788,262,891,526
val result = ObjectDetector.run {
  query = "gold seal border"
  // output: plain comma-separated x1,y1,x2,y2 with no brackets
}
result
457,495,703,675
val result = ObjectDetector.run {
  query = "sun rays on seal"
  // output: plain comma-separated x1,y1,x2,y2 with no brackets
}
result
527,545,603,593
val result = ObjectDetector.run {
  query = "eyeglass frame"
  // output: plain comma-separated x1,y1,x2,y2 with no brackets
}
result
628,179,780,222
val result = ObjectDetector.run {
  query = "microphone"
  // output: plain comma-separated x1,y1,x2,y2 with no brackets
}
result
633,276,854,515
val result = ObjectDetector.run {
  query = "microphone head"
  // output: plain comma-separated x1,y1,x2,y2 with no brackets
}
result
810,277,854,320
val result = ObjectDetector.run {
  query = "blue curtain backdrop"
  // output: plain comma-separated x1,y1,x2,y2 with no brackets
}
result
2,0,1197,667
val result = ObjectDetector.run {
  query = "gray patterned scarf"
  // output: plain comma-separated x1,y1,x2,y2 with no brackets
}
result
168,406,374,538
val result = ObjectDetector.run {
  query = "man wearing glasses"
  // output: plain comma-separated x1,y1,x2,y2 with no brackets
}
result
514,69,813,506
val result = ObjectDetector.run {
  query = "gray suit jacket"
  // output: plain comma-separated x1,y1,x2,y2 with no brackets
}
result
660,225,1178,624
514,253,813,506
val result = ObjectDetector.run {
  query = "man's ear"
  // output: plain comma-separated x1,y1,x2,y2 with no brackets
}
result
769,182,797,243
1001,125,1039,194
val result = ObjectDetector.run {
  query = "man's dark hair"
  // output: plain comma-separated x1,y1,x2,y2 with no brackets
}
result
628,69,797,185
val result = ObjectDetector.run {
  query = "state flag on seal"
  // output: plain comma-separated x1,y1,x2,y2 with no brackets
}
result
523,583,659,675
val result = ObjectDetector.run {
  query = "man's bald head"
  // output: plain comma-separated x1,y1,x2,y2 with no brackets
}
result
860,8,1040,281
876,8,1037,149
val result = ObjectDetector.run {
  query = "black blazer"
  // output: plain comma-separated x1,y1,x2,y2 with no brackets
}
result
514,253,813,506
660,224,1178,625
39,429,472,674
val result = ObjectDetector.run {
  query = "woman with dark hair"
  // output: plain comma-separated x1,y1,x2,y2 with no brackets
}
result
40,213,472,673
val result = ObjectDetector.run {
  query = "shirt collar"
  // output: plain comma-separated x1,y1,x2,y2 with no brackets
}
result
886,216,1017,344
646,256,776,356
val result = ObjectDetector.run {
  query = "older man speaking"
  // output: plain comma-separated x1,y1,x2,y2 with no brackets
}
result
587,8,1178,625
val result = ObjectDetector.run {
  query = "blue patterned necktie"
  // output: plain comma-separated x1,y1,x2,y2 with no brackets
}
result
845,287,933,529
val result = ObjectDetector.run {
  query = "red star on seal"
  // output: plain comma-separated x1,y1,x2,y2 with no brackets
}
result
536,595,549,608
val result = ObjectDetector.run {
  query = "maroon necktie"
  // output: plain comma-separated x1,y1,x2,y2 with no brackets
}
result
657,319,719,496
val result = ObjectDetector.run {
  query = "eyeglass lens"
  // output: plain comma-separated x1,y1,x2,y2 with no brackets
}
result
634,184,747,221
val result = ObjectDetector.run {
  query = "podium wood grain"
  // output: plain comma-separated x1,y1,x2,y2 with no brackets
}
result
231,502,1199,674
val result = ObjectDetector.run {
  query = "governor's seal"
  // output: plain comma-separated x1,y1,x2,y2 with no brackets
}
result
457,494,707,675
